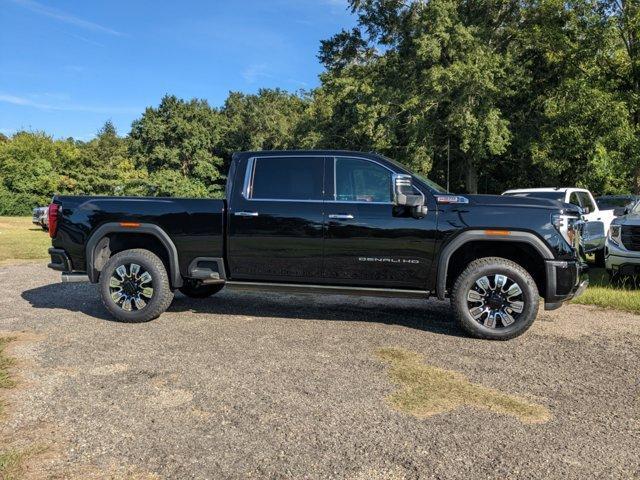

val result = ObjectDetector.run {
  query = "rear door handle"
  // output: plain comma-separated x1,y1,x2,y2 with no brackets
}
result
328,214,354,220
234,211,259,217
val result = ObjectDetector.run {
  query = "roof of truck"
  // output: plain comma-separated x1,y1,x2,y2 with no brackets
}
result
503,187,589,194
233,149,382,159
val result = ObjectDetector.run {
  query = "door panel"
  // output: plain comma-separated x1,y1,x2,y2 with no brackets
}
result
227,156,325,281
323,202,437,288
323,156,437,289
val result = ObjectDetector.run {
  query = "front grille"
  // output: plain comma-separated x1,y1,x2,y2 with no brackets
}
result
621,225,640,251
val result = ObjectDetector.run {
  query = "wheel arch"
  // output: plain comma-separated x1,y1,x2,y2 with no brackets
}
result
436,230,554,300
86,222,183,288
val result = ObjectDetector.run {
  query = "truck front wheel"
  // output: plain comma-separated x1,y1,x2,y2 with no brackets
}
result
99,249,174,322
451,257,539,340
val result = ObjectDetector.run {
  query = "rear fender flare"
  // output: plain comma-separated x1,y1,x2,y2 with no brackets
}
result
86,222,182,288
436,230,554,300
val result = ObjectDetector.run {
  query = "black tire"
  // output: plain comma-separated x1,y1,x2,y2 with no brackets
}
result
179,282,224,298
99,249,174,323
451,257,539,340
593,249,606,268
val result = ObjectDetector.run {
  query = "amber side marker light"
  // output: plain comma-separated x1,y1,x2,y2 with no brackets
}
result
485,229,511,236
119,222,140,228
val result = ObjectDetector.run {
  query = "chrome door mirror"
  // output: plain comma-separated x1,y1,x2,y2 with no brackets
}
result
579,220,606,253
393,174,427,218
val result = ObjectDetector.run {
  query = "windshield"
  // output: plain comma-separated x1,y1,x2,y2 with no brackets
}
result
374,154,447,193
632,201,640,214
504,191,565,202
412,172,447,193
597,197,634,209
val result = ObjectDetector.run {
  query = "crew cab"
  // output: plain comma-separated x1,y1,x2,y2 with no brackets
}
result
48,150,590,340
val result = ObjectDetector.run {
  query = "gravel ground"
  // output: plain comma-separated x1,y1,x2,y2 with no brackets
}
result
1,262,639,479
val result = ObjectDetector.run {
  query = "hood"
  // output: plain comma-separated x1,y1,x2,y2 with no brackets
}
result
463,194,580,214
613,213,640,226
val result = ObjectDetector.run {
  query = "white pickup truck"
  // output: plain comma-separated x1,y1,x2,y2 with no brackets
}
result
502,188,615,264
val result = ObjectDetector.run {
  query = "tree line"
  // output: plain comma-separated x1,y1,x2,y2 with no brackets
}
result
1,0,639,215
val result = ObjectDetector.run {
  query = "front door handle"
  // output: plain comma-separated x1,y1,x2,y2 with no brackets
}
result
328,214,354,220
234,211,259,217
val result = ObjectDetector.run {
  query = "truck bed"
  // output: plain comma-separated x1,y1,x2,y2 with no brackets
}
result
51,195,226,278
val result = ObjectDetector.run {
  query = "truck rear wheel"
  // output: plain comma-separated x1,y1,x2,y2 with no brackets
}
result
451,257,539,340
99,248,174,323
179,281,224,298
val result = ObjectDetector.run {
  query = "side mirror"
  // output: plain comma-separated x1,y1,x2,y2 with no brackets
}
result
579,220,606,254
393,174,427,217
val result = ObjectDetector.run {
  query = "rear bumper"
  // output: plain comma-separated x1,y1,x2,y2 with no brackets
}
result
544,259,588,310
47,248,71,271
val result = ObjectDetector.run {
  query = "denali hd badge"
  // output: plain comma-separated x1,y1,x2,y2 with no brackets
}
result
358,257,420,264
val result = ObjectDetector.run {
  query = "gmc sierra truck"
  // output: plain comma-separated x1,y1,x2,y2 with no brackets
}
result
47,150,592,340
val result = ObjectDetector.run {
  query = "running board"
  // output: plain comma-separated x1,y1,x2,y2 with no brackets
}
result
224,281,429,299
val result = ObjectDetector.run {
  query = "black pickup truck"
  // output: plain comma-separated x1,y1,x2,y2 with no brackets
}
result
47,150,590,340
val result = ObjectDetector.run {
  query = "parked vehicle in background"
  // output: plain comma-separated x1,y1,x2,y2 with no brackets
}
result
32,206,48,230
596,195,640,217
502,187,614,266
606,201,640,280
47,150,592,340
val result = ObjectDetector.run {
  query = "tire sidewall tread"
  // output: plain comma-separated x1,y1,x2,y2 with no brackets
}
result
451,256,540,340
99,248,174,323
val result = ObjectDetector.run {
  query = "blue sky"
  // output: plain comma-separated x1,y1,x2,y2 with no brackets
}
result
0,0,355,139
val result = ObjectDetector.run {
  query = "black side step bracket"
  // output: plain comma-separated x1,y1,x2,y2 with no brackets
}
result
224,281,429,299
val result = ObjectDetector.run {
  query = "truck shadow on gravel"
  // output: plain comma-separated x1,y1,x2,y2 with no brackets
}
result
21,283,464,337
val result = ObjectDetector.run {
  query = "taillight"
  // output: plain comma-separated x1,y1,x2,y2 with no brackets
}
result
48,203,60,238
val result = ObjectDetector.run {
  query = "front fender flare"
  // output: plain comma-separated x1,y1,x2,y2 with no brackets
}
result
435,230,554,300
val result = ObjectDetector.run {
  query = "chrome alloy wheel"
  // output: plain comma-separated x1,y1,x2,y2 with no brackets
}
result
466,274,525,329
109,263,154,312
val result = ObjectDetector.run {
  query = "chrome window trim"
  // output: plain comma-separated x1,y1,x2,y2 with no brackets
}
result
332,155,395,204
241,154,401,205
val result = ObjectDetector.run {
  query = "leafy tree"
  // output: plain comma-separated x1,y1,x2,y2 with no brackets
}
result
315,0,524,193
129,95,225,197
0,131,59,213
220,89,310,161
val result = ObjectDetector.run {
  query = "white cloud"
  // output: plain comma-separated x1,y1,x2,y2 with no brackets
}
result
0,93,139,114
8,0,125,36
242,64,274,84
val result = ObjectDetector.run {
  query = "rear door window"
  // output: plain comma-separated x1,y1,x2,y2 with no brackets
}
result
250,156,324,201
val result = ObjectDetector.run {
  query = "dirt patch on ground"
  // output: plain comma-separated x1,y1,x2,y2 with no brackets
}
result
377,347,551,423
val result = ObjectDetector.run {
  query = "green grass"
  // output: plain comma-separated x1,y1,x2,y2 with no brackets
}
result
0,337,15,390
1,336,17,419
0,449,28,480
0,216,50,265
376,347,550,423
572,267,640,314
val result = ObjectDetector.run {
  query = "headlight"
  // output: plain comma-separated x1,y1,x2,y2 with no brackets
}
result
552,213,579,245
609,224,622,246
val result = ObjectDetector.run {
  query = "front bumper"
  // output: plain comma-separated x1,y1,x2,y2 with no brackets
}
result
605,239,640,276
544,259,589,310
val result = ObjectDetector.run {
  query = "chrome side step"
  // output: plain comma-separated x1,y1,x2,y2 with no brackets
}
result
61,273,90,283
224,281,429,299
